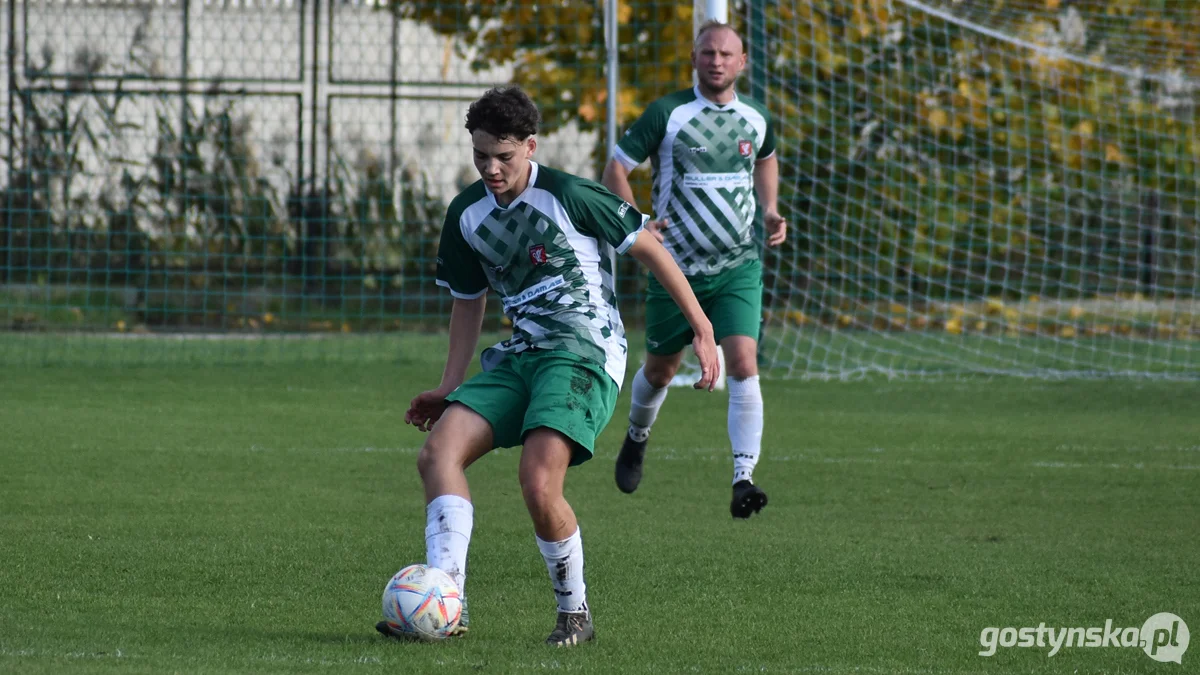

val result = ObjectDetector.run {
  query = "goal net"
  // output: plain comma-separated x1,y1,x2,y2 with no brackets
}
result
749,0,1199,379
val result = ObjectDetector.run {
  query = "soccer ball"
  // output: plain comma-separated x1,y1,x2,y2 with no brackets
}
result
380,564,462,641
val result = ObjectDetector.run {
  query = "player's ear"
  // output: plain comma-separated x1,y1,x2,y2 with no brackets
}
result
526,135,537,157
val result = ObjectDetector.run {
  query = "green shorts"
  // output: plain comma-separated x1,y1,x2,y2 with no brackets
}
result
444,349,618,466
645,259,763,355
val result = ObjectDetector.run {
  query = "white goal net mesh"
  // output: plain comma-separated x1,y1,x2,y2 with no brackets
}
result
749,0,1199,379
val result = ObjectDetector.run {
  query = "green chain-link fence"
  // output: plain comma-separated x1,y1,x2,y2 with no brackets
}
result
3,0,1198,375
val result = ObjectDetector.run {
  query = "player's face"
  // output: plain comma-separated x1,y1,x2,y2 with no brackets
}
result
692,27,746,94
471,130,536,203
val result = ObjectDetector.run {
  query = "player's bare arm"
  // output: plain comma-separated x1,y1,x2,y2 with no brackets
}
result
754,154,786,247
602,161,668,244
601,160,639,209
405,294,488,432
627,232,721,391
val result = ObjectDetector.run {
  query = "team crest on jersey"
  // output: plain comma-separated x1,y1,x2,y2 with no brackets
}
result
529,244,549,266
738,140,753,157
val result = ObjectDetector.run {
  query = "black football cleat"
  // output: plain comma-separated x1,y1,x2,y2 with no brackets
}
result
730,479,768,519
615,430,648,494
545,606,594,647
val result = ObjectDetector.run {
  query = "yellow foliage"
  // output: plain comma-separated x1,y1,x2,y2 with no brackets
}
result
850,0,890,38
618,0,633,23
578,102,597,124
1105,143,1130,165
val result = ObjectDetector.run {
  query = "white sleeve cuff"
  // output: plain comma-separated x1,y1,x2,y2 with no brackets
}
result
435,279,487,299
755,150,776,162
615,214,649,255
612,145,642,172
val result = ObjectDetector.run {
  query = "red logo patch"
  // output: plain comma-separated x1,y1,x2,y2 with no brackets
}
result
738,140,753,157
529,244,548,266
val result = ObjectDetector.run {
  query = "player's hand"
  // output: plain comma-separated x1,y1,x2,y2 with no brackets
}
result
691,330,721,392
405,387,454,432
764,210,787,247
644,217,669,243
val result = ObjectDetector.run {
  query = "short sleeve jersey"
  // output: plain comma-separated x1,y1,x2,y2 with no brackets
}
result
613,86,775,276
435,162,647,388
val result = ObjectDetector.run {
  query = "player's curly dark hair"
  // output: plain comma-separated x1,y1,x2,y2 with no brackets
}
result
465,86,541,141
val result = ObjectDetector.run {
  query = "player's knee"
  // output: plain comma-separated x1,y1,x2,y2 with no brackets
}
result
416,440,450,482
416,444,436,481
518,469,559,511
723,339,759,379
728,361,758,380
642,361,677,388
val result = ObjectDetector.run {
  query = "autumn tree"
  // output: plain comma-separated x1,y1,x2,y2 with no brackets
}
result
389,1,696,203
391,0,1198,305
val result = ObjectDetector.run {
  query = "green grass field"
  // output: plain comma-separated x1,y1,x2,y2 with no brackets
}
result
2,335,1199,674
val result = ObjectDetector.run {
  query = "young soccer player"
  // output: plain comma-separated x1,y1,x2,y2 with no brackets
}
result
602,20,787,518
378,86,720,646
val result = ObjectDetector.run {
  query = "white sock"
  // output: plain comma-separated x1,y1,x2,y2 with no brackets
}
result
628,366,668,441
536,527,587,614
728,375,764,484
425,495,473,593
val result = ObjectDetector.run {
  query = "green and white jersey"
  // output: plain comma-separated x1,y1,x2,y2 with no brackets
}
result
614,86,775,276
435,162,648,388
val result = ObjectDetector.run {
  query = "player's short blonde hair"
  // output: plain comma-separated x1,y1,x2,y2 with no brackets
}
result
694,19,745,52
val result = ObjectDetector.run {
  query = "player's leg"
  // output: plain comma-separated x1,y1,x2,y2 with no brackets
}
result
415,402,495,591
710,260,769,518
520,429,595,646
416,403,495,503
616,349,684,493
377,403,494,641
378,361,527,640
720,335,768,518
521,351,618,646
422,364,527,579
617,286,693,493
